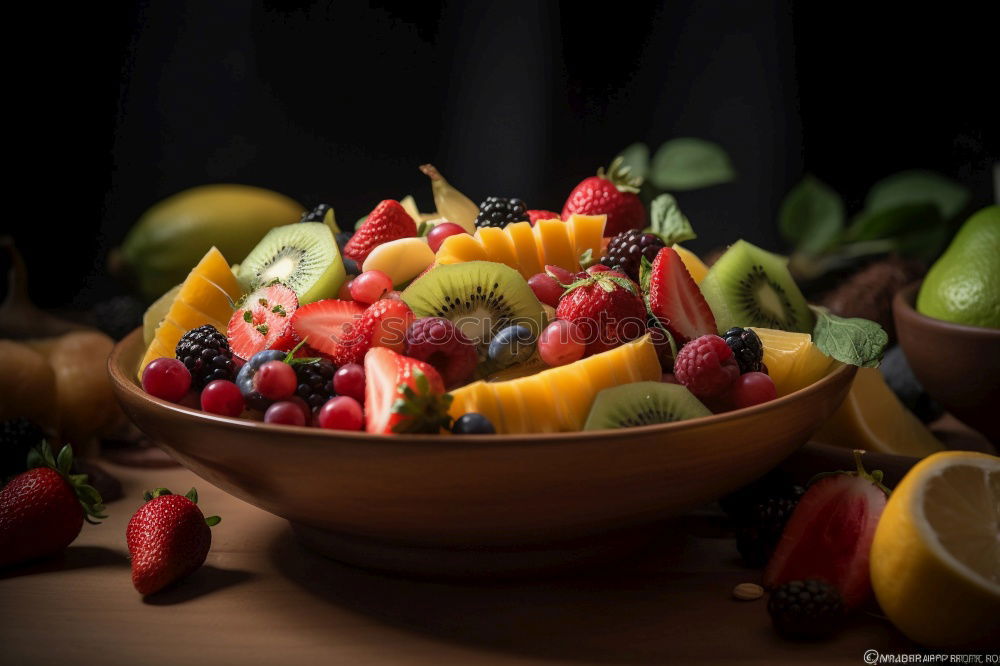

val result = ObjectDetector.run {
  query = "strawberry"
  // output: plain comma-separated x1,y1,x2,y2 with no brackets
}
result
359,298,414,354
127,487,220,595
561,157,645,237
290,299,366,365
648,246,717,345
343,200,416,264
227,283,299,360
0,442,106,568
526,209,561,226
363,347,452,434
555,272,647,356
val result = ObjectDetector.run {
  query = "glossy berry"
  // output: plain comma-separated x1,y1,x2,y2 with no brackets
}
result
333,363,365,403
736,487,804,567
561,158,645,237
235,350,286,410
475,196,528,229
350,270,393,305
730,372,777,409
722,327,765,374
142,357,192,403
451,413,496,434
295,359,337,410
767,579,846,639
264,400,307,426
426,222,467,253
544,264,576,285
175,325,236,388
538,319,585,367
404,317,478,389
487,325,536,368
253,360,297,401
287,396,313,423
600,229,665,282
338,278,354,300
528,273,564,308
317,396,364,430
199,380,244,417
673,335,740,399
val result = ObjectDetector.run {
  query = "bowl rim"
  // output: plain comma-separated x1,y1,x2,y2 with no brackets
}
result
109,327,857,448
894,281,1000,339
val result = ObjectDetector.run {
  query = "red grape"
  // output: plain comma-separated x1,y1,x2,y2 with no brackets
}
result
264,400,307,426
338,278,354,300
141,357,192,402
426,222,468,253
543,264,575,284
350,270,393,304
538,319,585,367
253,360,297,400
200,380,244,416
333,363,365,403
528,273,564,307
317,396,364,430
730,372,777,409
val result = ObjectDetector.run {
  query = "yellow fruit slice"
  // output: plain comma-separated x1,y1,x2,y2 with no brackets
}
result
448,335,660,433
672,244,709,284
164,298,227,334
870,451,1000,647
533,218,580,273
437,233,488,263
362,237,435,286
750,327,833,396
505,222,543,278
487,381,530,434
475,227,519,269
812,368,945,457
567,214,606,260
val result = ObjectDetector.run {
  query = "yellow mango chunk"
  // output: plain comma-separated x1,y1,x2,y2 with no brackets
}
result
504,222,543,278
750,327,834,396
362,237,435,286
533,218,580,274
672,244,709,284
475,227,519,269
437,233,488,263
567,214,607,259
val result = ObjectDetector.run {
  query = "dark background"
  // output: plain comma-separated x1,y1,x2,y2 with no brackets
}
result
9,0,998,307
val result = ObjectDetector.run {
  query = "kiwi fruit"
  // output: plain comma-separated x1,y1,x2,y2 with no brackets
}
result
237,222,346,304
401,261,547,352
699,240,813,334
584,381,710,430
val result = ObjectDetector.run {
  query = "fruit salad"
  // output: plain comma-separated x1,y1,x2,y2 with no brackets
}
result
137,162,888,435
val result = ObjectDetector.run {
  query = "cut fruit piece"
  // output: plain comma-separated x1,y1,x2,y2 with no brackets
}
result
143,284,181,346
364,346,451,434
436,232,488,263
750,327,834,396
672,244,708,284
290,299,366,365
812,368,945,457
870,451,1000,647
699,240,813,333
237,222,346,304
361,237,435,287
533,218,580,274
165,297,228,334
227,283,300,360
138,247,242,379
447,334,660,433
505,222,544,278
648,246,717,344
476,226,519,269
401,261,547,354
584,381,710,430
486,354,547,382
567,214,607,260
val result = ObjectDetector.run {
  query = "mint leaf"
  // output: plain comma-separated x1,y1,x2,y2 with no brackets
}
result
779,176,844,255
646,194,696,246
650,138,735,191
846,202,942,242
865,170,969,220
811,306,888,368
616,142,650,181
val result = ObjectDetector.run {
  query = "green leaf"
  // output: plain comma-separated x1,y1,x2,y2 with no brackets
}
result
578,248,595,269
616,142,650,181
846,202,942,243
56,445,72,475
811,306,888,368
26,447,44,470
355,215,368,230
779,176,844,255
205,516,221,527
185,487,199,503
650,138,735,190
865,170,970,220
647,194,696,246
416,220,430,237
639,255,653,294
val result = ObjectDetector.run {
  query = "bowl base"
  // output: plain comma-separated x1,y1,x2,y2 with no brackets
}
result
289,522,657,578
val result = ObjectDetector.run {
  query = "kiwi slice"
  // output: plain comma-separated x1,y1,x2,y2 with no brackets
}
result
699,240,813,334
237,222,346,304
584,382,710,430
401,261,547,351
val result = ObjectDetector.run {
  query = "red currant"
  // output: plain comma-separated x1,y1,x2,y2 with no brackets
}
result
730,372,777,409
141,357,192,402
333,363,365,403
253,360,297,400
426,222,467,253
528,273,564,307
538,319,586,367
350,270,393,304
317,396,364,430
264,400,306,426
200,380,245,416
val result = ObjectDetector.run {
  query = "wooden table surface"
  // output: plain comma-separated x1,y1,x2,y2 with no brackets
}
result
1,458,930,666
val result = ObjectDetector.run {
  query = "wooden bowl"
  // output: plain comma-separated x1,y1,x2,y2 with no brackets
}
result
109,328,856,576
894,282,1000,444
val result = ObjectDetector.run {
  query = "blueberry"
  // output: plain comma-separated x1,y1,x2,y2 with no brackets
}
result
487,325,536,368
452,413,496,435
238,350,287,409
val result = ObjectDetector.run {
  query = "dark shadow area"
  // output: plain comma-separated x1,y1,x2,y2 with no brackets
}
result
141,564,255,605
0,545,128,581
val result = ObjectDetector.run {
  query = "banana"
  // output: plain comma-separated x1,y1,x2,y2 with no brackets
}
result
400,194,440,230
419,164,479,234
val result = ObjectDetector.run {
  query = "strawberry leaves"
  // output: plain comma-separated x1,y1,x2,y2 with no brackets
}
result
28,441,107,524
390,370,454,434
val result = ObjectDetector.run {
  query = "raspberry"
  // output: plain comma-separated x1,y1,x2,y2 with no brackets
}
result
600,229,665,282
404,317,478,389
175,325,236,388
475,196,528,229
673,334,740,399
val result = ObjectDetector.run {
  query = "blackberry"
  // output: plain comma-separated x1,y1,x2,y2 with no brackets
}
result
722,326,765,374
175,325,236,388
294,359,337,410
736,486,805,566
475,196,528,229
1,418,45,481
301,203,333,223
719,468,796,520
600,229,665,282
767,579,845,639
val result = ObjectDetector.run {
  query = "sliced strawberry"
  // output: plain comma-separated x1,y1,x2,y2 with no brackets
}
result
290,299,366,366
227,284,299,360
359,299,414,353
364,347,451,434
343,200,416,264
763,452,889,609
648,246,717,345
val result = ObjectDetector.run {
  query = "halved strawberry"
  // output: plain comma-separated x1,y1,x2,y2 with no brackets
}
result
290,299,366,366
227,283,299,360
364,347,451,434
648,246,717,344
763,451,890,609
